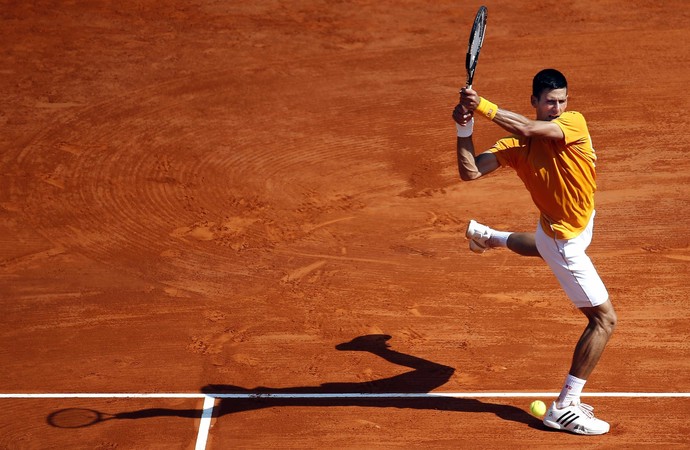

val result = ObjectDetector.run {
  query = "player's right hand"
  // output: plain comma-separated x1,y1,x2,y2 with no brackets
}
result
460,87,481,111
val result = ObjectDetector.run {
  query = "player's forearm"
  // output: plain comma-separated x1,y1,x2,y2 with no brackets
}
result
456,137,482,181
491,108,533,136
471,94,540,137
476,99,563,139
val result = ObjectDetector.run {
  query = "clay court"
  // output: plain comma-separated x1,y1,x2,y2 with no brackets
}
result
1,0,690,448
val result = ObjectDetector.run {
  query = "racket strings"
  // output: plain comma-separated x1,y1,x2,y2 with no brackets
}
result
468,30,483,65
471,16,486,54
467,9,487,74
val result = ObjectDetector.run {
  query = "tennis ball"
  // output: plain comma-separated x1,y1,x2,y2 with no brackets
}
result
530,400,546,418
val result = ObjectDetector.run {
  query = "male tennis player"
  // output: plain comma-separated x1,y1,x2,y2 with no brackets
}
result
452,69,617,435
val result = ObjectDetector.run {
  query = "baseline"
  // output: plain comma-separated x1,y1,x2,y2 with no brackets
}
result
3,392,690,399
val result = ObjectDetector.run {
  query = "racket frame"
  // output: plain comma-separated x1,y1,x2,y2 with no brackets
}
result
465,5,488,89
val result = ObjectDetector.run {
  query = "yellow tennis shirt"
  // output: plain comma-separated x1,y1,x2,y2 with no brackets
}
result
489,111,597,240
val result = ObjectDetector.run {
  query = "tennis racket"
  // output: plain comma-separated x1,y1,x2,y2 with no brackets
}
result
465,6,488,89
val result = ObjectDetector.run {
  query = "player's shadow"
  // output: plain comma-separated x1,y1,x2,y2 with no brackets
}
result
47,334,537,429
204,334,535,427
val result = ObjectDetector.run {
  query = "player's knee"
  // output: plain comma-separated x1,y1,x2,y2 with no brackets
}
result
603,309,617,337
594,305,617,337
586,302,617,338
507,233,540,257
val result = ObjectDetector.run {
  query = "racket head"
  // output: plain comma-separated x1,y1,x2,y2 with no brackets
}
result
47,408,105,428
465,5,488,87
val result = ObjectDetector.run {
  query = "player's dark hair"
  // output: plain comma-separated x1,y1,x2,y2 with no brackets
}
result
532,69,568,99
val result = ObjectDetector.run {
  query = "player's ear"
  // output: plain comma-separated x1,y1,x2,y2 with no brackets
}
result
530,95,538,108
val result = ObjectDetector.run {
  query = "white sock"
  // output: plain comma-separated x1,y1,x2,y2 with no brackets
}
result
557,374,587,408
487,230,512,248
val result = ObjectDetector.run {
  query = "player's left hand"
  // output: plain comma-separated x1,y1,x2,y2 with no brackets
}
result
452,103,473,126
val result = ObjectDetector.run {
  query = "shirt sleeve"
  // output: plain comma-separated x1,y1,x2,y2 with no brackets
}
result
554,111,588,146
489,136,524,169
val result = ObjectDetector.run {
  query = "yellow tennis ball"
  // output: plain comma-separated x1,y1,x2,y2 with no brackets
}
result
530,400,546,418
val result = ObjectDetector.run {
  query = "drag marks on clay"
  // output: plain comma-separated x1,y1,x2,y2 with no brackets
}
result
403,210,467,244
0,246,66,271
480,292,551,308
187,316,254,369
390,244,436,258
7,58,414,291
162,286,193,299
34,101,83,110
276,250,403,267
642,245,690,262
171,219,256,241
5,80,271,284
301,216,356,234
281,260,327,284
662,254,690,262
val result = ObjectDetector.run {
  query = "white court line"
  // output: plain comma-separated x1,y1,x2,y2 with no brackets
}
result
0,393,206,399
195,395,216,450
200,392,690,398
3,392,690,399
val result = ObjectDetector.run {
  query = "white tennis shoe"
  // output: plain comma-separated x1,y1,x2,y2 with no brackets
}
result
465,219,492,254
542,401,610,435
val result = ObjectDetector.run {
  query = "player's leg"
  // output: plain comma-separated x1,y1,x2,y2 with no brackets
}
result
466,220,540,256
535,212,616,435
568,300,617,381
543,300,616,435
553,300,617,408
507,232,540,257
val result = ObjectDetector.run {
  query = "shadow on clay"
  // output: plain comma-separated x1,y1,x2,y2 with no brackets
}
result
46,334,541,431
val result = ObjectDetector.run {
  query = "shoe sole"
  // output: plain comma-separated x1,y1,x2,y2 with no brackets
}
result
465,220,477,240
468,239,486,254
543,418,609,436
466,220,488,254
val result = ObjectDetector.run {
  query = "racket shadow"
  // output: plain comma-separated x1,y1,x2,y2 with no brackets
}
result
46,334,537,429
46,406,202,428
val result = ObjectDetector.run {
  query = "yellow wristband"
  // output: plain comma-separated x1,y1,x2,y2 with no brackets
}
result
476,97,498,120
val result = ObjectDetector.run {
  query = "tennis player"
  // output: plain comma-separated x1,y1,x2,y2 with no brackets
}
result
452,68,617,435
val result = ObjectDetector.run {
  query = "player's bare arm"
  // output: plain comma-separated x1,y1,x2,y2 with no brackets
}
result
456,137,499,181
491,108,564,139
461,87,565,140
452,103,499,181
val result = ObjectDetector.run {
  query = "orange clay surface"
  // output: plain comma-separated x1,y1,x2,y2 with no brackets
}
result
1,1,690,448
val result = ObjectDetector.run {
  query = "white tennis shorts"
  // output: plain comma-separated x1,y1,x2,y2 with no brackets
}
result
535,211,609,308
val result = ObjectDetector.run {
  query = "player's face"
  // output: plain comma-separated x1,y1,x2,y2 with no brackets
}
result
532,88,568,121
